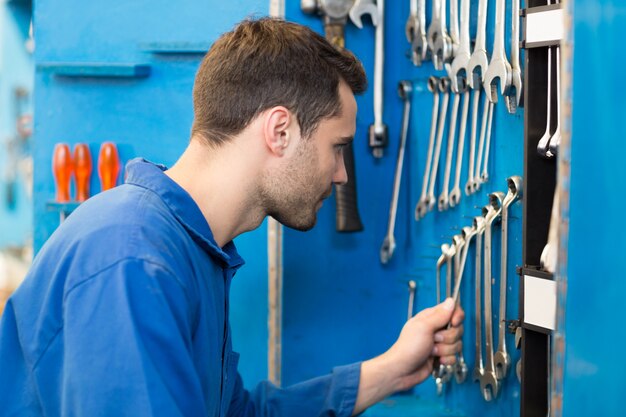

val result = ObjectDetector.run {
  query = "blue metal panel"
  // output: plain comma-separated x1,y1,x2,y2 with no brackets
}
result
562,1,626,415
284,0,523,415
32,0,269,389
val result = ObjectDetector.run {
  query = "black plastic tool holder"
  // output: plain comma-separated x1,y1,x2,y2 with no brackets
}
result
520,1,563,415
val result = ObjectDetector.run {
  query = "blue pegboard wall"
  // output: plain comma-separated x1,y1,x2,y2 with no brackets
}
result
284,0,523,416
32,0,270,388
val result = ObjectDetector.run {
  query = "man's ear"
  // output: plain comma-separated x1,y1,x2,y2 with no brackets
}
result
264,106,294,156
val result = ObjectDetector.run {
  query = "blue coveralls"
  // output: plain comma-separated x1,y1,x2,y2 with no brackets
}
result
0,159,360,417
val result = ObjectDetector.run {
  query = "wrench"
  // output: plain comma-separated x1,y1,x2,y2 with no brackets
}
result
548,46,562,156
405,0,427,65
380,81,412,264
438,82,462,211
482,0,512,103
480,101,495,184
448,0,460,59
480,193,504,401
472,216,486,383
472,98,493,193
369,0,388,158
505,0,523,113
433,243,451,395
464,88,481,195
467,0,490,89
415,77,439,220
407,280,416,320
427,78,450,213
537,44,554,158
494,176,523,379
349,0,379,28
448,0,471,94
426,0,451,71
438,240,458,385
449,82,470,207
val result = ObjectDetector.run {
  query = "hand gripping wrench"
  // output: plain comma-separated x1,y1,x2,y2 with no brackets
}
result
548,46,562,156
380,81,412,264
368,0,388,158
472,216,487,383
482,0,512,104
505,0,523,113
438,82,462,211
405,0,428,66
349,0,379,29
426,0,452,71
494,176,523,379
466,0,490,89
480,193,504,401
415,77,439,220
449,81,470,207
426,78,450,213
433,243,451,395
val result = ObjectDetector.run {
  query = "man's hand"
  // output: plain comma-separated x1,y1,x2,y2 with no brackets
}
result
352,298,465,415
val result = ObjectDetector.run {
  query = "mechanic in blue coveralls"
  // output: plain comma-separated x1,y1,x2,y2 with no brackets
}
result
0,18,464,416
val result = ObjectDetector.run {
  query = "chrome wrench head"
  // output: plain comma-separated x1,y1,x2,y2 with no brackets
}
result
349,0,379,28
506,67,523,114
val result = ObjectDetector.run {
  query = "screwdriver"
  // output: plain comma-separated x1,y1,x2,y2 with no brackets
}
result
73,143,92,202
52,143,73,222
98,142,119,191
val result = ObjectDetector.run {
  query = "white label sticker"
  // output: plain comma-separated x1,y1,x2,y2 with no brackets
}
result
526,9,564,44
524,275,557,330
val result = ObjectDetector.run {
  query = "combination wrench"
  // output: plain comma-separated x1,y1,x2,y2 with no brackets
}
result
464,88,481,196
426,0,451,71
480,193,504,401
434,243,451,395
548,46,562,156
349,0,379,29
405,0,427,66
494,176,523,379
505,0,522,113
480,100,495,184
438,82,461,211
438,240,458,385
368,0,388,158
407,280,416,320
380,81,412,264
426,78,450,213
473,98,493,193
537,0,557,159
449,82,470,207
472,216,487,384
482,0,512,104
415,77,439,220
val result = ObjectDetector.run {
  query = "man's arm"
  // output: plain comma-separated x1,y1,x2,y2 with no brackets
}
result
353,298,464,415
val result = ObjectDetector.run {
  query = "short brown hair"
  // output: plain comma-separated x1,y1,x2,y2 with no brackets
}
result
191,17,367,145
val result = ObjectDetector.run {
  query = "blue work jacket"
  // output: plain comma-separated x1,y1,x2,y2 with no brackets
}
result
0,158,360,417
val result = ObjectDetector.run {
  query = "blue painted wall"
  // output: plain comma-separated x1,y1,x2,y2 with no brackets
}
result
0,0,33,249
284,0,523,415
562,1,626,416
32,0,269,388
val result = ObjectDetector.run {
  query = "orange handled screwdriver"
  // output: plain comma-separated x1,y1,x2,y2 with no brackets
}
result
74,143,92,202
98,142,120,191
52,143,73,203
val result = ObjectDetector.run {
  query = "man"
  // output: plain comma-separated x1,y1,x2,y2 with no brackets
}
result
0,18,464,416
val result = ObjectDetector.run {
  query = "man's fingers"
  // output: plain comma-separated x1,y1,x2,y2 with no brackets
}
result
432,340,463,357
434,326,464,344
439,354,458,366
451,306,465,327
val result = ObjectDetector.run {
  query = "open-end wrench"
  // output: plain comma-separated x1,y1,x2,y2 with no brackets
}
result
472,216,487,383
438,83,461,211
505,0,522,113
380,81,412,264
480,193,504,401
405,0,428,66
449,82,470,207
464,88,481,195
472,98,492,193
426,0,451,71
415,77,439,220
494,176,523,380
537,25,554,158
448,0,471,93
482,0,512,104
448,0,460,59
480,101,495,184
369,0,388,158
349,0,379,29
434,243,451,395
467,0,490,89
426,78,450,213
548,46,561,156
438,240,458,385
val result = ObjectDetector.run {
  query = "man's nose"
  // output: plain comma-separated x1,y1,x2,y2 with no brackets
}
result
333,154,348,185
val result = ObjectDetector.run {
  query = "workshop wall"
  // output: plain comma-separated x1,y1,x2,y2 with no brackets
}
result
0,0,33,249
283,0,523,415
32,0,270,388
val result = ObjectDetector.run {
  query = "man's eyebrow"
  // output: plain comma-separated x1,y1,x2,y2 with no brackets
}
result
338,136,354,144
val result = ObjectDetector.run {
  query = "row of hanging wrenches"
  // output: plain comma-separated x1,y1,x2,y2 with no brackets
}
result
432,176,523,399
